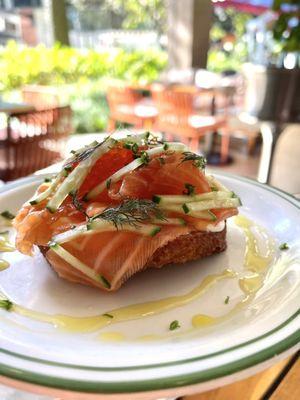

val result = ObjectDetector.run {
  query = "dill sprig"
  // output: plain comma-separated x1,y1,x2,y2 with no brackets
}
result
181,152,207,169
64,136,113,169
69,190,89,219
92,199,165,229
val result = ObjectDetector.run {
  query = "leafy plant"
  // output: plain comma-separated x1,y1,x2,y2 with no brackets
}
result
272,0,300,53
69,0,166,34
208,7,251,72
0,41,167,92
0,42,167,133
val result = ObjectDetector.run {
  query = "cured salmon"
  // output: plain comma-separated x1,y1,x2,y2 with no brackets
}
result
14,133,241,291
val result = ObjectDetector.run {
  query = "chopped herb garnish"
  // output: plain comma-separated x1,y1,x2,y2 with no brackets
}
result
181,152,206,169
182,203,190,214
44,177,52,183
132,143,139,154
123,142,132,150
70,150,76,154
145,131,151,140
103,313,114,318
92,199,165,229
224,296,230,304
106,179,112,190
183,183,195,196
279,243,289,251
140,151,150,165
29,200,38,205
0,299,13,311
100,275,111,289
63,167,71,177
150,226,161,237
163,143,169,151
169,320,180,331
1,211,15,220
152,195,161,204
211,186,218,192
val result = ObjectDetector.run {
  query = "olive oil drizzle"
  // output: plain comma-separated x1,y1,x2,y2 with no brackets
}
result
0,231,14,270
11,269,235,334
2,216,279,341
192,215,276,329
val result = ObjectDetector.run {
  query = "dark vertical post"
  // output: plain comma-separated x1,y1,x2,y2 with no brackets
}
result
167,0,213,70
51,0,70,46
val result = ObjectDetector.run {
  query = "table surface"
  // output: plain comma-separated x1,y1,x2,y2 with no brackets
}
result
0,101,35,115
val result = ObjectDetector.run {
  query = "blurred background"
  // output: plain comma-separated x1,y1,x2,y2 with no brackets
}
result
0,0,299,193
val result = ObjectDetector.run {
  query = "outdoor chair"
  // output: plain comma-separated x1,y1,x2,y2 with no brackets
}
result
270,124,300,194
106,85,157,131
22,85,60,110
216,77,261,156
151,85,225,153
0,106,72,181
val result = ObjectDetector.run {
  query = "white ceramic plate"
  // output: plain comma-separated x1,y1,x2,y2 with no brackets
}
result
0,173,299,400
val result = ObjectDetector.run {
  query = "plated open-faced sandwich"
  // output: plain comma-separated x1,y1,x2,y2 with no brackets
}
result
14,132,241,291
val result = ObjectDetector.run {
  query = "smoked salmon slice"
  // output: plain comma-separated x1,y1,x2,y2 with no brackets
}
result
14,133,240,291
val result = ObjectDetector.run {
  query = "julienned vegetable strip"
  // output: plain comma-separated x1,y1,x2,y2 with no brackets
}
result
29,172,63,205
206,175,230,192
153,190,234,205
157,204,217,220
46,138,115,212
86,158,144,200
52,220,162,244
86,142,188,200
49,243,111,288
184,198,241,213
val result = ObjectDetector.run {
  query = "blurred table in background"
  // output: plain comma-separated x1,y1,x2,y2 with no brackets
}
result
0,101,35,115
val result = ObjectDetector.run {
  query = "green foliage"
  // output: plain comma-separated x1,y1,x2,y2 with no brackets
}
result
208,8,251,72
69,0,166,33
113,0,166,34
0,42,167,133
61,80,110,133
272,0,300,52
0,41,167,92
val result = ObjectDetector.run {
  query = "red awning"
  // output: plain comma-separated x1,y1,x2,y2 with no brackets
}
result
213,0,273,15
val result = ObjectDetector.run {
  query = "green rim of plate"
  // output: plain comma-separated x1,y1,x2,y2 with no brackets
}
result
0,173,299,393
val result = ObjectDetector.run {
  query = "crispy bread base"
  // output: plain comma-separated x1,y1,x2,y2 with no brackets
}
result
39,226,226,285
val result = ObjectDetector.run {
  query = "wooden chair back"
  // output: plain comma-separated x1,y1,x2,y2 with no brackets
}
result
151,86,195,135
0,106,72,181
107,86,142,111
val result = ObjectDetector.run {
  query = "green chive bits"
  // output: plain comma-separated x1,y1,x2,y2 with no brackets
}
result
169,320,180,330
0,299,13,311
182,203,190,214
100,275,111,289
279,243,289,250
